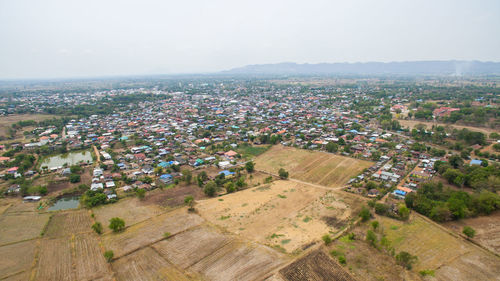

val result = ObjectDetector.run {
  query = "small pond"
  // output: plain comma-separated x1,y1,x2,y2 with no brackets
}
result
48,196,80,211
41,150,93,169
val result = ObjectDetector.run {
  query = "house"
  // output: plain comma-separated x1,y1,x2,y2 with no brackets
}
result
470,159,482,166
219,170,235,178
159,174,173,184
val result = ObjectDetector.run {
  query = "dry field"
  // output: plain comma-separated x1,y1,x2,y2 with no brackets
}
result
279,250,355,281
196,180,364,253
44,209,93,238
398,119,500,136
0,211,51,246
378,214,500,281
102,208,204,258
93,197,166,233
73,234,114,280
0,240,37,280
0,114,59,140
255,145,372,187
142,184,207,208
443,210,500,255
112,247,194,281
34,237,75,281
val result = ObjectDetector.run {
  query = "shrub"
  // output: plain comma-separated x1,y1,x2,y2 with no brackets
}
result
419,269,435,277
184,195,195,211
371,221,379,230
399,205,410,220
359,206,371,222
374,203,389,215
278,168,289,179
104,250,114,262
136,188,146,199
69,173,81,183
396,251,418,269
366,230,377,247
322,234,332,245
245,161,255,173
338,255,346,265
463,226,475,238
109,217,125,233
203,181,217,197
92,222,103,234
164,232,171,238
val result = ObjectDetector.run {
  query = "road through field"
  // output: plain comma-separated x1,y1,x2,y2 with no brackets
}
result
256,169,347,191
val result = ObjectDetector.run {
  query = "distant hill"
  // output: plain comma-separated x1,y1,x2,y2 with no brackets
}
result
222,61,500,76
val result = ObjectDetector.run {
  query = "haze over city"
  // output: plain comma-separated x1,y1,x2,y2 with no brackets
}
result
1,0,500,79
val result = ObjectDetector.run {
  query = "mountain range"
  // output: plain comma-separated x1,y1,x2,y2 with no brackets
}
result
222,61,500,76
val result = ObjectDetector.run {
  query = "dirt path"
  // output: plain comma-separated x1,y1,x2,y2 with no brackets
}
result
92,145,100,164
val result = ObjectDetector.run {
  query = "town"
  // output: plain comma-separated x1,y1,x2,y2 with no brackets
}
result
0,76,499,280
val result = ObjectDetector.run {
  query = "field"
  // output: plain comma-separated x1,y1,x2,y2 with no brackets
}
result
44,210,93,238
377,214,500,280
0,114,59,141
196,180,365,253
279,250,355,281
443,210,500,255
398,119,500,136
0,240,37,280
237,144,272,159
255,145,373,187
0,208,51,246
102,208,204,258
142,184,207,208
93,197,166,233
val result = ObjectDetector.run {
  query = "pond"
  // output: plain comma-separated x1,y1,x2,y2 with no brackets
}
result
48,196,80,211
41,150,93,169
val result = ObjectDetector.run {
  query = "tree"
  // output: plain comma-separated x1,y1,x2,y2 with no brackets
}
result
366,230,377,247
322,234,332,245
69,173,81,183
109,217,125,233
70,165,82,174
204,181,217,197
359,206,371,222
92,222,103,234
184,195,195,211
374,203,389,215
104,250,114,262
325,142,338,153
245,161,255,173
395,251,418,270
136,188,146,199
182,169,192,184
278,168,289,179
399,205,410,220
462,226,475,238
371,221,379,230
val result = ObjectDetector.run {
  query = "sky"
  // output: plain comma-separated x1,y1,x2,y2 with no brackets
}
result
0,0,499,79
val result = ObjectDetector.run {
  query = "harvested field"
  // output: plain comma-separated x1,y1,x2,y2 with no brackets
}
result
142,184,206,208
44,210,92,238
0,114,58,139
93,197,165,233
443,210,500,255
112,247,192,281
102,208,203,258
190,240,286,281
378,214,500,279
0,212,51,245
255,145,372,187
0,240,36,279
2,271,30,281
197,180,363,252
398,119,500,136
280,250,355,281
34,237,75,281
152,225,233,269
3,201,37,213
74,234,113,280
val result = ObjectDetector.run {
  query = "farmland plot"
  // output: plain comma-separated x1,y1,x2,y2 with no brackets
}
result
34,237,75,281
0,212,51,245
255,145,372,187
197,180,362,252
103,208,204,258
0,240,36,279
44,210,93,238
280,250,356,281
93,197,165,233
112,247,192,281
190,240,286,281
378,214,500,280
74,234,113,280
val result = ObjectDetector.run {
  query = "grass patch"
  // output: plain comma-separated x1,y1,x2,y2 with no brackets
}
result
419,269,435,277
277,194,287,199
281,239,291,245
302,216,312,223
237,144,272,158
218,215,231,220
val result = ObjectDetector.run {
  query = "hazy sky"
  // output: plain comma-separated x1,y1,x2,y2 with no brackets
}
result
1,0,499,79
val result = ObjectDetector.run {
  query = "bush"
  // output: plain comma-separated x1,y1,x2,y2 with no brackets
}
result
338,255,346,264
359,206,371,222
322,234,332,245
69,173,81,183
419,269,435,277
109,217,125,233
278,168,289,179
104,250,114,262
396,251,418,270
463,226,475,238
366,230,377,247
374,203,389,215
184,195,195,211
245,161,255,173
203,181,217,197
371,221,379,230
136,188,146,199
92,222,103,234
164,232,171,238
398,205,410,220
